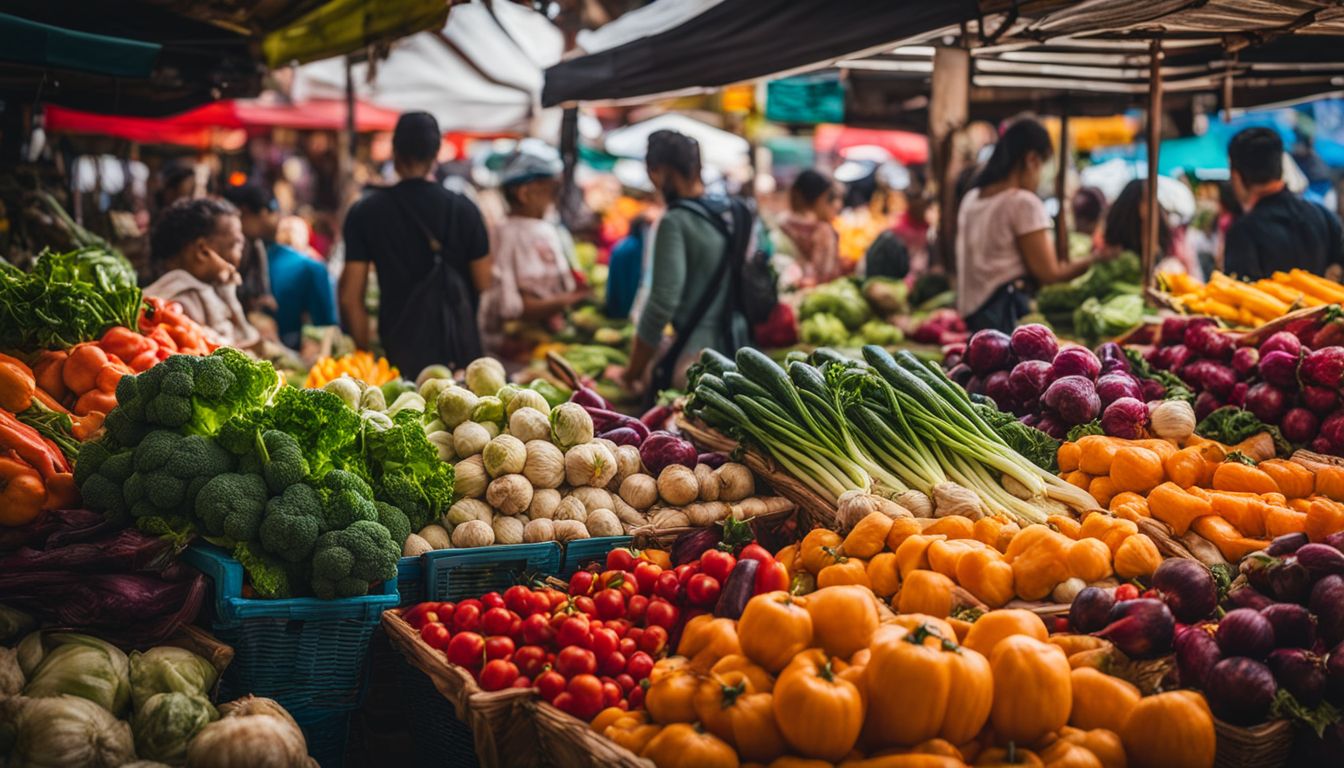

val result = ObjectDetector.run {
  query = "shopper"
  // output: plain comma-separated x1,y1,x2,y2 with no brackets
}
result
622,130,748,393
1224,126,1344,280
605,212,653,320
1069,186,1107,260
225,184,338,348
955,118,1103,332
774,169,842,287
1100,179,1195,277
479,144,588,361
339,112,491,377
144,198,260,348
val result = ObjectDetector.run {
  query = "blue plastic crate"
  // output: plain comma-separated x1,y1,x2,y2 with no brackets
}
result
560,536,633,577
421,543,562,601
396,556,423,607
181,544,398,714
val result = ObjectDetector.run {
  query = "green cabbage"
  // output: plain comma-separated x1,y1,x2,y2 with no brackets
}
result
859,319,905,347
436,386,479,429
7,694,136,768
800,279,872,329
22,635,130,716
1073,292,1144,343
549,402,594,451
471,396,506,429
128,647,218,712
464,358,506,396
131,692,218,764
800,313,849,347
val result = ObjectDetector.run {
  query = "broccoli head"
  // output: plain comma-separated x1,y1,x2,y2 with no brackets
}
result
318,469,377,531
374,501,411,549
75,442,134,516
195,472,269,541
126,430,233,514
73,440,111,486
310,520,399,599
266,387,361,477
259,483,323,562
79,473,126,516
133,430,182,473
362,410,455,529
254,430,309,494
166,434,234,480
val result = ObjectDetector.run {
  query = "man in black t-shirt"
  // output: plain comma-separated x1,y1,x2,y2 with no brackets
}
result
1224,127,1344,281
339,112,491,374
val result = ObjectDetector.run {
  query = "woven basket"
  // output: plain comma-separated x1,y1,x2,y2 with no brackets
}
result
628,501,800,551
382,610,537,768
1214,718,1294,768
528,699,651,768
676,412,840,530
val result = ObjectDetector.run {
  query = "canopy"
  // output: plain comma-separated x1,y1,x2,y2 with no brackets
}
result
293,1,565,137
603,114,750,171
813,125,928,166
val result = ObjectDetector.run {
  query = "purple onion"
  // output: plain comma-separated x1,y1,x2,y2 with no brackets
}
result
1298,543,1344,579
966,329,1014,375
1070,586,1116,634
1327,642,1344,706
1174,624,1222,689
1260,603,1317,649
983,370,1015,411
1009,323,1059,363
1259,350,1302,390
1153,559,1217,623
1205,657,1277,725
1302,384,1339,415
1096,372,1144,406
1266,532,1309,557
1281,408,1321,445
1260,331,1303,359
1310,575,1344,646
1008,360,1054,404
1096,342,1131,374
1327,531,1344,553
1053,346,1102,380
1224,586,1275,612
599,427,643,447
1232,346,1261,377
1095,598,1175,659
1194,391,1224,421
1217,608,1276,659
948,363,974,387
1268,648,1326,706
696,452,727,468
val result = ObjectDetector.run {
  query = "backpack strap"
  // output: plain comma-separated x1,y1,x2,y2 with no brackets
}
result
667,200,734,337
387,186,444,264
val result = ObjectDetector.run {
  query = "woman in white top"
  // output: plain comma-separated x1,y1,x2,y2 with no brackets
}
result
956,118,1105,332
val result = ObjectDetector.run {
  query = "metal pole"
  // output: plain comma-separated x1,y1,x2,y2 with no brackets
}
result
1144,39,1164,291
1055,111,1070,262
344,54,357,162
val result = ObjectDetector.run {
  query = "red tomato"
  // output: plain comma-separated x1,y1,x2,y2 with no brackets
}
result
552,691,577,715
589,627,620,660
605,547,637,573
530,590,555,616
1053,616,1071,633
484,636,515,661
446,632,485,668
675,563,700,585
599,650,627,676
431,602,454,624
521,613,555,645
626,651,654,681
614,673,636,692
700,550,736,582
618,637,637,657
567,674,605,719
568,571,595,596
755,561,790,594
420,623,452,650
1115,584,1141,601
737,543,774,565
601,680,622,708
481,592,506,610
593,589,626,620
503,585,533,615
512,676,533,689
606,618,632,637
644,598,679,630
628,685,644,709
633,561,663,595
686,574,721,607
625,595,648,624
574,596,597,616
556,616,591,648
481,607,517,636
513,645,549,678
402,603,436,628
653,571,682,602
543,589,569,611
452,603,482,632
638,626,668,656
625,627,644,646
555,646,597,677
536,670,566,701
479,659,519,691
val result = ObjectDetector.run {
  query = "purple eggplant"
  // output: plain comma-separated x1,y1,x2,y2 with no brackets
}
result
713,559,759,620
1266,532,1309,557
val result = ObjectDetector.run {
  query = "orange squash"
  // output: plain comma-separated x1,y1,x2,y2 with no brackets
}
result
1163,446,1210,489
1077,435,1120,476
738,592,813,673
989,636,1071,745
896,570,957,618
678,615,742,671
1120,690,1215,768
1146,482,1211,536
1088,476,1118,509
1008,528,1071,601
1212,460,1279,495
645,666,701,724
1048,514,1082,539
1068,668,1139,733
767,758,835,768
864,622,993,748
956,548,1016,608
1112,534,1161,579
1259,459,1315,499
1047,635,1109,658
962,609,1048,658
1191,515,1269,561
806,585,879,659
976,744,1044,766
710,654,775,693
693,672,785,763
924,515,976,540
1065,538,1113,582
776,544,800,573
844,511,895,558
1110,447,1164,494
818,556,873,589
772,649,864,761
867,552,901,599
801,528,844,574
895,534,946,580
974,516,1011,550
886,517,925,553
604,718,662,755
1058,442,1081,473
1265,505,1308,538
1306,497,1344,542
640,723,739,768
1064,470,1094,492
927,538,985,577
1038,739,1104,768
1059,729,1125,768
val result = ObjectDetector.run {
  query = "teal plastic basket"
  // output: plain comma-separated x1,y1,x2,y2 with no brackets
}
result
396,556,423,606
421,543,562,601
181,544,398,714
560,536,633,577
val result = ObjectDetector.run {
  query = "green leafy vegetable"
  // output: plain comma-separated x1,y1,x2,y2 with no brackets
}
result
0,247,142,349
799,278,872,329
973,402,1062,472
1197,406,1292,456
1037,251,1141,314
1067,420,1106,442
1073,293,1145,343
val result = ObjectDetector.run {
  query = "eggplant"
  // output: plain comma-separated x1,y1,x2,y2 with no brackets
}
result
696,452,728,469
713,559,759,620
1267,532,1310,556
672,528,721,566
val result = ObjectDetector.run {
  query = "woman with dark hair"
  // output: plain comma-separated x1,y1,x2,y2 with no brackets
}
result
1102,179,1173,256
774,169,842,286
955,117,1105,331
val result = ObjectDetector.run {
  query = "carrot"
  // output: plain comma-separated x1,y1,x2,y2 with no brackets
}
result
1208,493,1265,537
1164,446,1213,489
1212,460,1279,495
1305,498,1344,543
1110,446,1165,493
1077,435,1121,475
1259,459,1315,499
1147,481,1212,536
1191,516,1270,561
1315,466,1344,502
1058,442,1081,473
1265,506,1308,538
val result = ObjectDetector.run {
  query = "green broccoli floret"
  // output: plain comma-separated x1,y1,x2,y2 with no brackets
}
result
74,440,111,486
79,474,126,515
125,431,232,514
362,410,455,529
136,515,195,548
234,541,302,599
259,484,323,562
195,473,268,541
266,387,360,477
166,434,234,480
133,431,182,473
101,408,148,447
310,520,399,599
253,430,309,494
374,501,411,549
318,469,377,530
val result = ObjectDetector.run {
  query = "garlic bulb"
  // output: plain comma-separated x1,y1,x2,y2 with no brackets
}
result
931,482,984,520
658,465,699,506
486,475,533,517
836,491,913,531
894,489,933,518
1149,400,1195,441
712,463,754,502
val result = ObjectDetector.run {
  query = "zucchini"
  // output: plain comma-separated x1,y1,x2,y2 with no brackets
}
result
722,371,773,401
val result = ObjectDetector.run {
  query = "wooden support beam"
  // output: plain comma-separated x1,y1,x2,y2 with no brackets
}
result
1055,110,1070,263
930,45,970,273
1143,39,1164,291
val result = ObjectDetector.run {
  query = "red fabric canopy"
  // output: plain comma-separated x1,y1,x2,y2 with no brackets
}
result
45,99,403,148
813,124,929,166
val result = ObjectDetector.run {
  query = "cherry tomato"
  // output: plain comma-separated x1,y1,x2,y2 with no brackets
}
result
543,589,569,611
686,574,721,607
512,675,532,689
402,603,437,628
446,632,484,668
481,592,506,610
626,651,654,681
628,685,644,709
573,596,597,616
513,645,549,678
479,659,519,691
644,598,679,630
625,627,644,646
625,595,649,624
606,618,632,637
1115,584,1140,601
481,607,517,636
737,543,774,565
552,691,577,715
457,598,482,615
653,571,682,602
638,625,668,656
452,603,482,632
589,627,620,659
606,547,637,573
567,674,605,720
633,561,663,595
601,680,622,708
1053,616,1071,633
618,637,637,657
675,563,700,585
484,635,515,661
503,585,534,615
755,561,790,594
614,673,636,692
599,650,627,676
521,613,555,645
593,589,626,620
700,550,736,582
536,670,566,701
568,571,595,596
420,623,452,650
556,616,591,648
555,646,597,677
529,590,554,616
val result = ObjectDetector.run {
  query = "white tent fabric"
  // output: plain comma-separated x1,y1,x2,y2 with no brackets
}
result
574,0,723,55
292,1,564,136
603,113,749,172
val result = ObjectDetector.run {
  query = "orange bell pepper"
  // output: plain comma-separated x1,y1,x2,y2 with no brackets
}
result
0,453,46,526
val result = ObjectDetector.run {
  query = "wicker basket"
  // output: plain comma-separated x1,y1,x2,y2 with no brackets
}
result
1214,718,1294,768
528,699,651,768
382,610,537,768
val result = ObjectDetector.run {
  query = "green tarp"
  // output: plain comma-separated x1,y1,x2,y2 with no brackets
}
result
0,12,159,78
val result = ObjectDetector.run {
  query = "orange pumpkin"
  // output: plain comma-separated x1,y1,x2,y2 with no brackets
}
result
886,517,925,553
772,649,864,761
896,570,957,618
844,511,896,557
693,672,786,763
819,556,873,589
1120,691,1215,768
1068,668,1139,733
924,515,976,540
1058,729,1126,768
895,534,946,580
962,609,1048,658
989,636,1071,745
867,552,901,599
805,585,879,659
711,654,775,693
678,615,743,670
645,666,700,724
801,528,844,574
1112,534,1161,579
604,717,662,755
864,622,992,748
975,744,1044,766
1064,538,1113,583
1038,739,1104,768
956,548,1016,608
738,592,813,673
640,723,740,768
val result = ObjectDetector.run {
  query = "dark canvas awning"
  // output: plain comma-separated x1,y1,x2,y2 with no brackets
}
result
541,0,979,107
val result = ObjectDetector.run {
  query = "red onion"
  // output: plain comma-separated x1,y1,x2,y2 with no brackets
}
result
1224,586,1274,612
1310,575,1344,646
1260,330,1303,358
1326,531,1344,554
1268,648,1326,706
1266,532,1309,557
1205,657,1277,725
1069,586,1116,634
1259,556,1311,604
1094,598,1175,659
1297,543,1344,580
1259,603,1317,649
1009,323,1058,363
1174,624,1222,689
1216,608,1276,660
1152,558,1217,624
966,329,1014,375
1327,642,1344,706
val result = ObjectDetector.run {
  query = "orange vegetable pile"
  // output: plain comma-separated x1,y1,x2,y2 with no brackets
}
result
1162,269,1344,327
0,354,79,525
599,589,1218,768
304,351,399,389
1059,433,1344,561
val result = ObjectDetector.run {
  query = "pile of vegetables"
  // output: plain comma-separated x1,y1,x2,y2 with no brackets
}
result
411,357,790,553
0,247,143,351
75,349,455,599
303,350,398,389
1036,250,1142,333
796,277,905,349
1162,269,1344,328
909,308,968,347
687,345,1095,525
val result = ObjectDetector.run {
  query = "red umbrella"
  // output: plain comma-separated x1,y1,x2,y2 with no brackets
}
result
813,124,929,166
